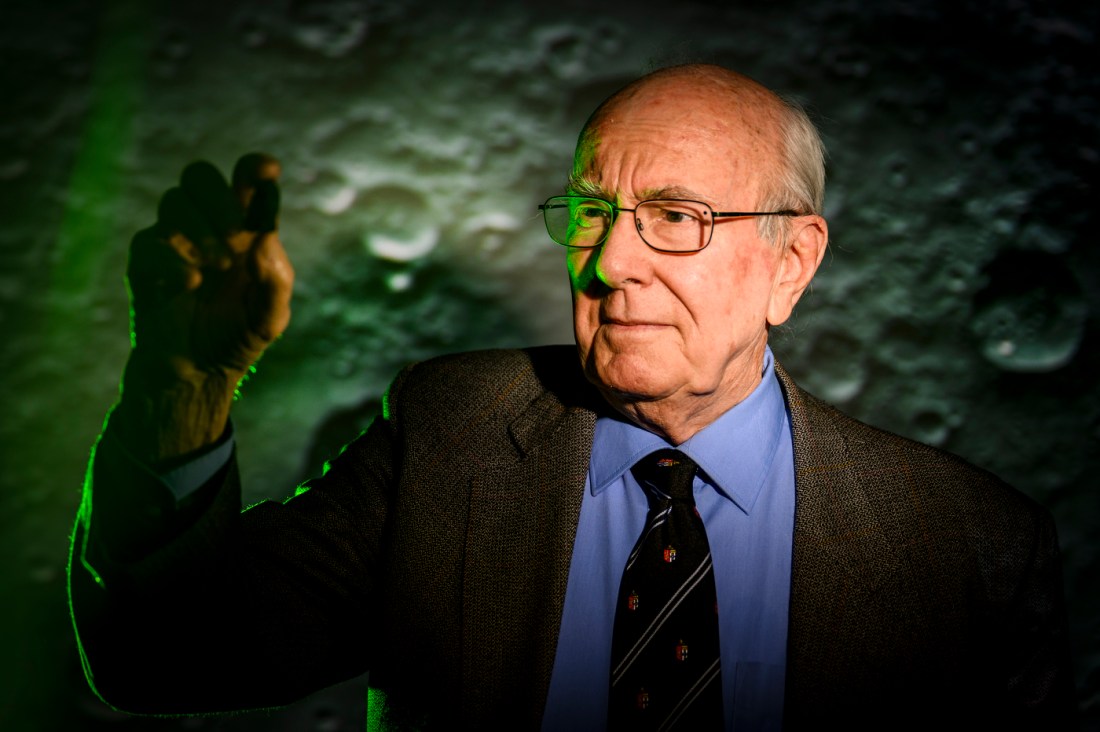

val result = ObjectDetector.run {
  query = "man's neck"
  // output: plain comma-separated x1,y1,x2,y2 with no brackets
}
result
596,362,767,446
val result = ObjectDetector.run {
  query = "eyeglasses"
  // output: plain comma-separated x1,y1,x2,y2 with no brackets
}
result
538,195,799,253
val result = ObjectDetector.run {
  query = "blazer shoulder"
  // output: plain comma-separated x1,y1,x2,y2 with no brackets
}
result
773,361,1050,530
382,345,598,449
389,344,585,405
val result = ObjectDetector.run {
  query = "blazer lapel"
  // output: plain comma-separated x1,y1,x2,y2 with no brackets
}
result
774,364,906,706
460,373,596,727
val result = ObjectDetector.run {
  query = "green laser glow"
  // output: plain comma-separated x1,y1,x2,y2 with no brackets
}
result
52,0,149,300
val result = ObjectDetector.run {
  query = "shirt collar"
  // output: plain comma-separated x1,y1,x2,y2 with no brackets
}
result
588,346,788,515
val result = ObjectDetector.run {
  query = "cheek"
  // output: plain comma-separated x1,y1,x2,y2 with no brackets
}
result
689,249,779,338
566,249,594,291
568,251,599,340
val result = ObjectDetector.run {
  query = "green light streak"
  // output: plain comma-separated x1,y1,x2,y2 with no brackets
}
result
63,0,151,710
51,0,150,304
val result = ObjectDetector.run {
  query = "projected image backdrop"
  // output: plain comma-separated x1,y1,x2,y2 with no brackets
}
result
1,0,1097,729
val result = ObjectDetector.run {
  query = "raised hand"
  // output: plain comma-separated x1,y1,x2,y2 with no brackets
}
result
116,154,294,464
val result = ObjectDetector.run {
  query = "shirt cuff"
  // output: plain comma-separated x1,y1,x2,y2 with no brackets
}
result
104,419,236,502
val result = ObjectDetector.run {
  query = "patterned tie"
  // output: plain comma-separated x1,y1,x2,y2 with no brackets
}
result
608,449,723,731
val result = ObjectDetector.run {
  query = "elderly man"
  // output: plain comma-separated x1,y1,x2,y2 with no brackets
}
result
69,65,1075,729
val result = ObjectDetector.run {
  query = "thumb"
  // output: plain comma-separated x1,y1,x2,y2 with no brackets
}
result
246,231,294,342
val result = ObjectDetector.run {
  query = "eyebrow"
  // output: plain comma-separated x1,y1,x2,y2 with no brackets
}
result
565,174,609,199
640,185,717,207
564,175,718,208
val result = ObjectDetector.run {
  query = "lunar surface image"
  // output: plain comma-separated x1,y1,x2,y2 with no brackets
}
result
1,0,1097,728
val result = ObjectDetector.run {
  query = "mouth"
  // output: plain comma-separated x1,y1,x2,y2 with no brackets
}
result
595,300,671,332
600,317,670,331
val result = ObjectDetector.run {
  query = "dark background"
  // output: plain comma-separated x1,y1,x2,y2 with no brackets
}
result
2,0,1097,729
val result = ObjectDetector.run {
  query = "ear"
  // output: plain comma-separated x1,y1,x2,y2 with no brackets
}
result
766,215,828,327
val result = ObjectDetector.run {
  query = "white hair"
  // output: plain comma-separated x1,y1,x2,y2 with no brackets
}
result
757,94,827,245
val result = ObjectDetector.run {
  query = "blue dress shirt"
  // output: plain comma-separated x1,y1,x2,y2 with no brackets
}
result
542,346,795,731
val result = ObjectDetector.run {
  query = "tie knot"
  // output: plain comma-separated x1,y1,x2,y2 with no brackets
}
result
630,449,698,504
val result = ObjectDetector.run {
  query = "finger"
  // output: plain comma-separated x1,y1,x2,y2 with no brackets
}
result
245,231,294,341
127,226,203,306
164,232,203,267
232,152,281,223
179,161,241,236
156,187,219,257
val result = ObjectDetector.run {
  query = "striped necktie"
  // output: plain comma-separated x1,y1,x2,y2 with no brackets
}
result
608,449,723,730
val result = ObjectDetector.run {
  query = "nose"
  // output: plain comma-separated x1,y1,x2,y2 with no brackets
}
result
593,209,653,289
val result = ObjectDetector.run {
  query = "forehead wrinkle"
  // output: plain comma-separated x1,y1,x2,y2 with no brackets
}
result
578,121,763,210
567,170,719,208
572,138,726,207
575,65,790,209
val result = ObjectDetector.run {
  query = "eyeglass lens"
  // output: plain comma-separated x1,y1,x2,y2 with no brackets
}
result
542,197,712,252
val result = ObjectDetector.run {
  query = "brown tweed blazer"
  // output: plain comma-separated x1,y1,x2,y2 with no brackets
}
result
71,346,1075,729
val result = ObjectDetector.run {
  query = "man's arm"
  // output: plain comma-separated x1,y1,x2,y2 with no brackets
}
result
69,400,398,713
72,152,291,574
68,154,356,713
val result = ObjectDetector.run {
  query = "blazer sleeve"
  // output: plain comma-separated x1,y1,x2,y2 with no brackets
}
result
68,366,411,715
998,502,1078,726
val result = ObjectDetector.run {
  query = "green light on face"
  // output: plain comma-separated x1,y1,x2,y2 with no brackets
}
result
366,686,388,732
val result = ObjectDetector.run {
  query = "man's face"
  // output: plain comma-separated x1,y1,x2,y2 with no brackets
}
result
568,82,801,426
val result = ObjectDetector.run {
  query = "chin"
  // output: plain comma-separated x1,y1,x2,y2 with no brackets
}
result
586,352,679,403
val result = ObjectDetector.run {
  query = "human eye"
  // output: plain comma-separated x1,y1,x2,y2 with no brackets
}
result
650,201,705,225
572,199,611,228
